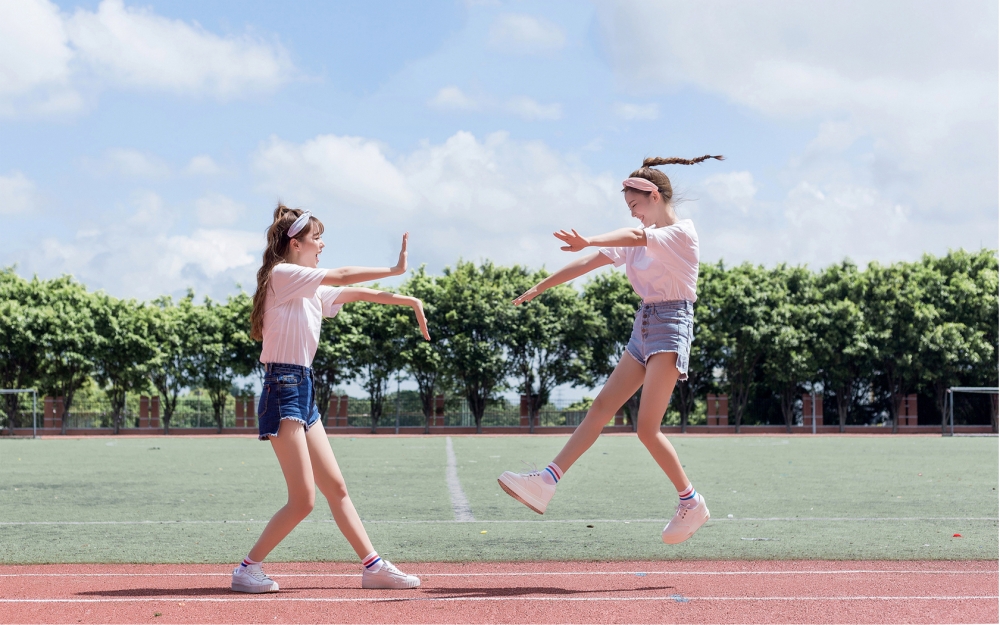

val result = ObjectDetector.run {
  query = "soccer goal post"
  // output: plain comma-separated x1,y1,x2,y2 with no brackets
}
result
945,386,999,437
0,389,38,438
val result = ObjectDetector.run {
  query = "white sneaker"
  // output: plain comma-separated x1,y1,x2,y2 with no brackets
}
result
662,493,710,544
361,560,420,589
498,470,556,514
231,563,279,593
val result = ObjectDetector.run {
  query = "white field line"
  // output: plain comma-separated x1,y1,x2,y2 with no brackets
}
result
1,517,996,526
1,595,996,604
1,570,995,578
444,437,474,522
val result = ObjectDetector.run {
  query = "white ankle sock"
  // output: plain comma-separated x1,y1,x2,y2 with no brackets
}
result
362,552,383,573
542,462,563,486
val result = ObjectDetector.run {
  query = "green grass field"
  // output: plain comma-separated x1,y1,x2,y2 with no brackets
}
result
1,434,996,564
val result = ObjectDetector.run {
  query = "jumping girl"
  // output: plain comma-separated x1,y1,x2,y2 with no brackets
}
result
232,205,430,593
498,155,722,544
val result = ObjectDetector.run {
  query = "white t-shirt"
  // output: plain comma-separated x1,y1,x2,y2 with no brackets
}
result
599,220,699,303
259,263,345,367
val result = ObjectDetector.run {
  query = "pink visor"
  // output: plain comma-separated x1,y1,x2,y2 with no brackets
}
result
622,177,659,193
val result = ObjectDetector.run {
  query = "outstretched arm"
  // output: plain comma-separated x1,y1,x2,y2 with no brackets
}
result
321,233,410,286
554,227,646,251
513,251,614,306
335,287,430,340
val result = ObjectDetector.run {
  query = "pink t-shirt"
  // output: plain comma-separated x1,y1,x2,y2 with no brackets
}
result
259,263,345,367
599,220,699,303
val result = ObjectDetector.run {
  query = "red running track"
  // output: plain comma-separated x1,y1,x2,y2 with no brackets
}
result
1,561,996,624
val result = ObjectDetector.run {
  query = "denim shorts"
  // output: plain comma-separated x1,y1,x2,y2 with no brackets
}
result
625,300,694,381
257,363,322,441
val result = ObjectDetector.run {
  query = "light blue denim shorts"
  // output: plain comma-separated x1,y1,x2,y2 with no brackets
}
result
257,363,322,441
625,300,694,381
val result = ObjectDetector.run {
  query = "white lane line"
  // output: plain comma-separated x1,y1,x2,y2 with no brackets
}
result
1,517,995,526
1,595,995,604
444,437,474,522
2,570,994,578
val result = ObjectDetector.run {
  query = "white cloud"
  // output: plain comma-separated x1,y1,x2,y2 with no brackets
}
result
428,86,479,111
488,13,566,54
252,130,623,271
0,171,39,215
0,0,295,116
195,193,245,226
87,147,171,178
702,171,757,214
599,0,998,255
23,192,262,299
428,86,561,120
612,101,658,121
184,155,222,176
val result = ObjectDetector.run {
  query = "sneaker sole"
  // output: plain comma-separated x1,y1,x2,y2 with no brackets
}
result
362,578,421,589
662,508,710,545
231,581,279,593
497,477,545,515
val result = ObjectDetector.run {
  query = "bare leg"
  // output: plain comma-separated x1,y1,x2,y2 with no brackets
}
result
552,354,645,472
304,423,376,559
635,352,690,491
247,419,316,562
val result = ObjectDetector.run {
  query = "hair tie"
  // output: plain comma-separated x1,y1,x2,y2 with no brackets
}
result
622,177,659,193
287,211,312,237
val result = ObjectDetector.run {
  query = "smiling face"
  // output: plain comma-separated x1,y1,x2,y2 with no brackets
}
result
286,221,325,267
623,188,672,228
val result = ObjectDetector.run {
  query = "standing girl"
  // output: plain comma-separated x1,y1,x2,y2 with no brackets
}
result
498,155,722,544
232,204,430,593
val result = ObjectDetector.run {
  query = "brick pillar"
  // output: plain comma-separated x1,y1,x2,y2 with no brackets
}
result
801,394,824,428
44,397,54,429
434,394,445,427
898,394,918,426
150,397,160,429
139,396,149,428
707,394,729,426
55,397,65,429
235,397,245,428
614,406,624,426
337,395,348,427
246,394,255,428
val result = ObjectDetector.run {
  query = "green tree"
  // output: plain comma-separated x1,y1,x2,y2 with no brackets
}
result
0,270,46,429
37,276,99,434
400,267,444,433
675,263,724,431
436,261,515,433
814,262,874,432
313,308,358,425
506,267,594,432
349,294,406,433
148,293,199,434
91,294,156,434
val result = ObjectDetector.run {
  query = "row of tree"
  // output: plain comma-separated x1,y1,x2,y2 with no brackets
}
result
1,249,996,435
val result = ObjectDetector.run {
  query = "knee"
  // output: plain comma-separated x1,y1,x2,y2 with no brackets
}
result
319,476,349,502
637,426,661,448
287,494,315,519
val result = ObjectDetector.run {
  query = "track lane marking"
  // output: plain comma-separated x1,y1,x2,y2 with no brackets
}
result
2,595,996,603
2,570,994,577
444,437,474,522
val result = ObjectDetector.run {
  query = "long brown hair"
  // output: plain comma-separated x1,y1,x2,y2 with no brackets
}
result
624,155,725,203
249,203,325,341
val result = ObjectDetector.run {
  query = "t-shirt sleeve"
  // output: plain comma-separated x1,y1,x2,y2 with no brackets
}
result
318,286,346,318
644,223,698,262
598,246,627,267
268,264,327,307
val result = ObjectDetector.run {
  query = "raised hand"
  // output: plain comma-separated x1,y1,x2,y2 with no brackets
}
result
553,229,589,252
394,232,409,275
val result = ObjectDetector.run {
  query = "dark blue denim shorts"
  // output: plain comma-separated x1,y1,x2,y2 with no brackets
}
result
625,300,694,381
257,363,322,441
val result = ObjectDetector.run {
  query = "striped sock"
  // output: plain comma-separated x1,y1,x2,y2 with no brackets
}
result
362,552,383,573
678,484,697,505
542,462,563,486
241,556,261,568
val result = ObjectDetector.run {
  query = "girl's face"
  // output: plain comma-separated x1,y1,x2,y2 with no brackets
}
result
623,189,667,227
288,226,325,267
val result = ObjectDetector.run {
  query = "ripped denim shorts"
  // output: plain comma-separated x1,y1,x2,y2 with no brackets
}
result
625,300,694,381
257,363,321,441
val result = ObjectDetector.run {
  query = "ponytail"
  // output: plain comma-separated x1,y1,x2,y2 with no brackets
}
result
626,154,725,203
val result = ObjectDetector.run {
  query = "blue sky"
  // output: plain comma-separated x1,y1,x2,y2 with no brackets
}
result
1,0,997,308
